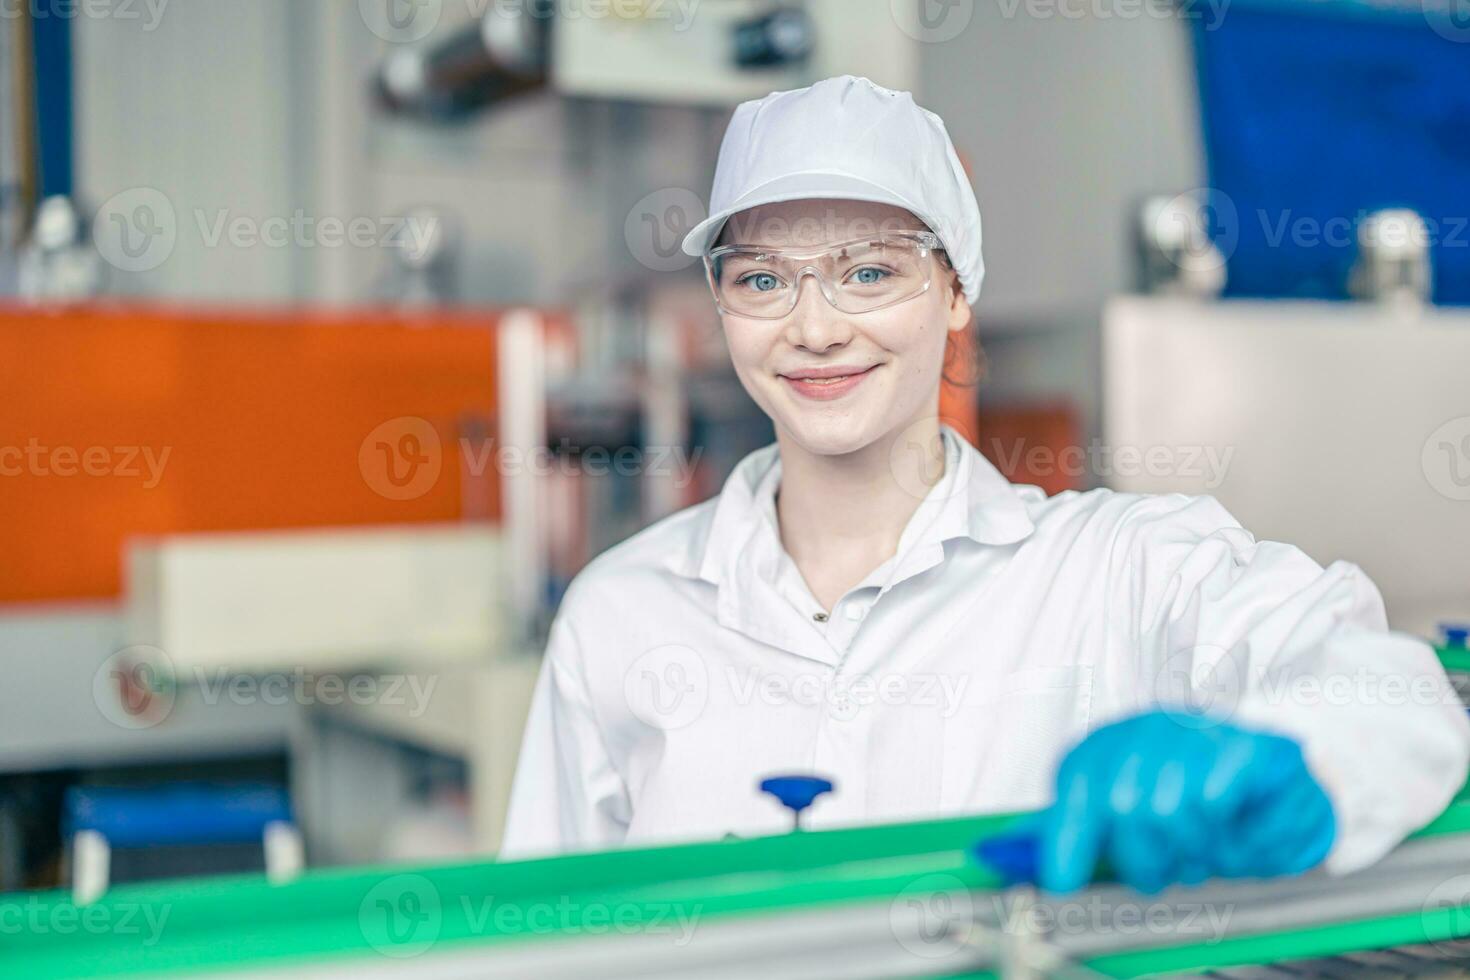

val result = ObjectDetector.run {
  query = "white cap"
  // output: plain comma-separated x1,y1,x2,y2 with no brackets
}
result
681,75,984,305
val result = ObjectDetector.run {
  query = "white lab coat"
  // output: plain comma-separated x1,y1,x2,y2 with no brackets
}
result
502,427,1470,872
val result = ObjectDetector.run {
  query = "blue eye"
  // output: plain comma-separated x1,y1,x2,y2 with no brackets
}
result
738,272,782,292
850,266,888,285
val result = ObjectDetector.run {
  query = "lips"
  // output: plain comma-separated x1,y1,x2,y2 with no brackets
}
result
778,364,879,401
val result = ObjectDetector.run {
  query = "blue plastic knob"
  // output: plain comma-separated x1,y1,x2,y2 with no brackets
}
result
1442,624,1470,649
759,775,834,829
970,829,1041,887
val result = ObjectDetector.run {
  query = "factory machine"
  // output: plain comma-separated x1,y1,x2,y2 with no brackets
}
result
7,641,1470,980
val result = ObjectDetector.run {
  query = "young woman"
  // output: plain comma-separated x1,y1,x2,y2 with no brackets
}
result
503,75,1469,892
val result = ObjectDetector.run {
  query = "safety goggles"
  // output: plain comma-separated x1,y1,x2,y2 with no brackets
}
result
703,231,945,319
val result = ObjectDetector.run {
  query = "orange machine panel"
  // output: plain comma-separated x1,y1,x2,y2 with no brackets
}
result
975,400,1085,497
0,303,503,604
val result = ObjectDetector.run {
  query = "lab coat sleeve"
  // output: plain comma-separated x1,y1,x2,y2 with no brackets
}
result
499,611,630,860
1115,493,1470,875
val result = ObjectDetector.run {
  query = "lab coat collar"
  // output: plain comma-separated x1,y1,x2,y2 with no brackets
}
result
682,425,1036,592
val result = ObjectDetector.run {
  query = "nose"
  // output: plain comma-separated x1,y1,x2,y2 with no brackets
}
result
782,269,853,354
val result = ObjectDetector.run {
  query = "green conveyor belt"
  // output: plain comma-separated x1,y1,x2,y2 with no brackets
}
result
6,644,1470,978
1439,644,1470,674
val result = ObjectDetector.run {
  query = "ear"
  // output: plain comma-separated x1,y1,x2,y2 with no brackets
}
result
945,268,972,333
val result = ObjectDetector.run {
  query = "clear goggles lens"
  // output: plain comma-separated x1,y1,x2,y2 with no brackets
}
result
704,232,943,319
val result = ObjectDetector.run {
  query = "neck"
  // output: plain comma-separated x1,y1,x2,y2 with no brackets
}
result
773,414,947,605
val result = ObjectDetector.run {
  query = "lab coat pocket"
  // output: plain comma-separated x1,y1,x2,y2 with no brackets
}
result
940,665,1094,813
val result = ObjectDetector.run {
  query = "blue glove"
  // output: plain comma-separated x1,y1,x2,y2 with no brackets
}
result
1037,711,1336,893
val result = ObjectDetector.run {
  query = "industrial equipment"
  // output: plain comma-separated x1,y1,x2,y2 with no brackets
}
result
1103,295,1470,640
7,643,1470,978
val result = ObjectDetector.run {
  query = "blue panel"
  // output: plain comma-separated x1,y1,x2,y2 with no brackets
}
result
30,9,73,199
1192,0,1470,304
64,784,293,848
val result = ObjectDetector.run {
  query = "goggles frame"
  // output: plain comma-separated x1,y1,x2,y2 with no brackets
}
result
703,231,946,320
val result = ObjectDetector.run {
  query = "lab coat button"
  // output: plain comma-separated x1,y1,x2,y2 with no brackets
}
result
813,611,828,623
828,693,859,721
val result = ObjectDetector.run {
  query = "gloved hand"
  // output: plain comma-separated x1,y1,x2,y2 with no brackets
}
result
1037,711,1336,893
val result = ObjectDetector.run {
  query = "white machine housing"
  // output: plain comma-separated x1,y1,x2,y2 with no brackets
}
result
1103,295,1470,639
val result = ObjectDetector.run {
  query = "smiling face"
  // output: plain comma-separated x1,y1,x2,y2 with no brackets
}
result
712,198,972,458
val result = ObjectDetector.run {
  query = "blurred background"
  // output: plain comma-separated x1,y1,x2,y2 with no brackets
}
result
1,0,1467,897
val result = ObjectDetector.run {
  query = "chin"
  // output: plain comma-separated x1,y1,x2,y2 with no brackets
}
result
775,405,890,458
